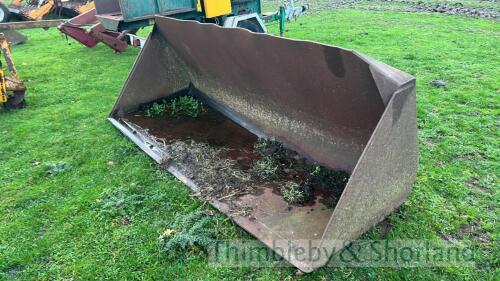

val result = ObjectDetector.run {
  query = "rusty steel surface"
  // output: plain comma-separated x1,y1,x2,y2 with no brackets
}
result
88,23,128,52
65,8,98,25
109,16,418,272
58,9,127,52
0,33,20,79
0,19,65,31
2,30,27,45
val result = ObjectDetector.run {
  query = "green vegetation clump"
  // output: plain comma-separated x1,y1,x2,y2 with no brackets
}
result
252,138,349,205
281,181,312,204
144,96,206,118
253,137,289,159
309,165,349,191
252,137,295,170
309,165,349,208
144,102,167,117
43,162,71,177
158,210,217,258
252,156,279,179
167,96,206,118
97,185,145,221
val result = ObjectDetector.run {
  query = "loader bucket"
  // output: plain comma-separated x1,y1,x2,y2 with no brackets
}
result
109,16,418,272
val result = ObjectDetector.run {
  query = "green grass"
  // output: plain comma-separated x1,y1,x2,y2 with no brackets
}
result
0,7,499,281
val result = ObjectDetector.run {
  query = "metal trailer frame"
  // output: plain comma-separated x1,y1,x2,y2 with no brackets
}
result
93,0,262,31
58,0,306,52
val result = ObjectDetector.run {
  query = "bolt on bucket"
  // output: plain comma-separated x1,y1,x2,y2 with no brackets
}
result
109,16,418,272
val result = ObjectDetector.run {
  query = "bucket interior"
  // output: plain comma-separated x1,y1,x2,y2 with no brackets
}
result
113,86,353,251
109,15,387,256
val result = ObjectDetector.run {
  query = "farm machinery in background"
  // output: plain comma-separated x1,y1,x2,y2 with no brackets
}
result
0,0,93,45
0,33,25,109
0,0,92,109
0,16,80,110
0,1,94,109
0,0,94,22
0,18,65,45
58,0,307,52
0,19,67,110
0,7,77,110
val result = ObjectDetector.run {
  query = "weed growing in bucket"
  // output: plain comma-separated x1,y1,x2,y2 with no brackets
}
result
253,156,279,179
282,181,312,204
251,138,349,206
143,96,206,118
167,96,206,118
308,166,349,191
144,102,167,117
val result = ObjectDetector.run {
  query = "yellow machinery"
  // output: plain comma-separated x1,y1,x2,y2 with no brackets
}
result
77,1,94,14
201,0,232,18
7,0,56,21
0,33,26,109
2,0,94,22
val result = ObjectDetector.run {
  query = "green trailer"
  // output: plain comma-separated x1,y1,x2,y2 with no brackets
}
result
58,0,305,52
95,0,265,32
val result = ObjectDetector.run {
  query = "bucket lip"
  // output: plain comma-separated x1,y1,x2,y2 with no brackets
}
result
152,15,415,86
106,116,329,272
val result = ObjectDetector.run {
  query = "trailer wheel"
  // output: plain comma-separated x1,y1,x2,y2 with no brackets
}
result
0,3,10,23
223,13,267,33
237,19,265,33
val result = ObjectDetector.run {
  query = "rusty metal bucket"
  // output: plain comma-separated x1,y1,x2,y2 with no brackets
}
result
109,16,418,272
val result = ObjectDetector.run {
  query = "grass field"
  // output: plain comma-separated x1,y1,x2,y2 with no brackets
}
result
0,4,498,281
